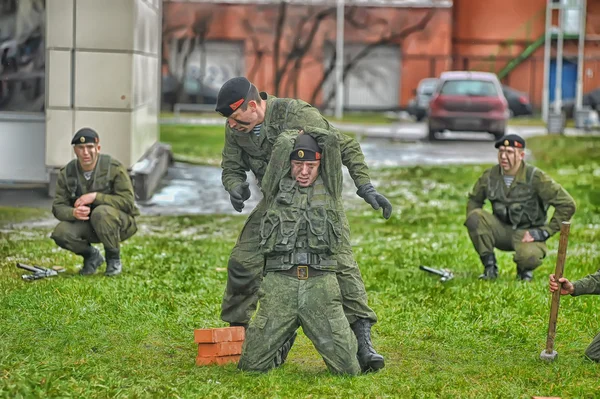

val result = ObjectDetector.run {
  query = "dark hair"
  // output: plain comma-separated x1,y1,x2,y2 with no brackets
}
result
240,84,261,110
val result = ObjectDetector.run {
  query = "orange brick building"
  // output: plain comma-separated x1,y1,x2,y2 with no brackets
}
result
162,0,600,110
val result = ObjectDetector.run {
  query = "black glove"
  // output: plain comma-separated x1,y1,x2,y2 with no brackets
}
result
529,228,550,242
356,183,393,219
228,182,251,212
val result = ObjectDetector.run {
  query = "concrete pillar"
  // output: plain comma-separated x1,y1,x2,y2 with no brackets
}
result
46,0,168,200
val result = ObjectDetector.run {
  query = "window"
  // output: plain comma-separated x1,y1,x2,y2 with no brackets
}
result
440,80,498,97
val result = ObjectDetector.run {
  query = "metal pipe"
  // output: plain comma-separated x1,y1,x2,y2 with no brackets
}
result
542,0,553,122
334,0,345,119
554,4,564,114
575,0,587,109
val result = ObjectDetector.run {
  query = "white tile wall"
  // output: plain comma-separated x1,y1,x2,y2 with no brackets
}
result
75,0,135,50
130,102,159,163
48,50,72,108
75,52,134,109
74,111,132,166
46,110,75,167
46,0,74,48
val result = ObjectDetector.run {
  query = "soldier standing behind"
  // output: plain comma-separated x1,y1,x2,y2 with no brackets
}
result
465,134,576,281
51,128,139,276
238,130,361,375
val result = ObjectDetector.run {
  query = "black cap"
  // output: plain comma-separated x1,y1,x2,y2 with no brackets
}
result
71,128,99,145
215,77,252,117
290,134,322,161
495,134,525,149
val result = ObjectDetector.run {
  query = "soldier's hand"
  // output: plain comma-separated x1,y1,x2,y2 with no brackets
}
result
228,182,251,212
356,183,393,219
73,206,91,220
74,192,97,207
523,228,549,243
549,274,574,295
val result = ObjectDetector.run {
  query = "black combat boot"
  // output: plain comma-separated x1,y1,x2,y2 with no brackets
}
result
478,253,498,280
104,248,122,277
274,331,297,368
517,269,533,282
79,246,104,276
351,319,385,373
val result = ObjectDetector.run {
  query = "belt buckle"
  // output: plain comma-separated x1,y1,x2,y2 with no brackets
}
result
297,265,308,280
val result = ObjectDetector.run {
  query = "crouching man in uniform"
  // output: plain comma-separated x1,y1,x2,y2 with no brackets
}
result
51,128,139,276
238,130,363,375
464,134,576,281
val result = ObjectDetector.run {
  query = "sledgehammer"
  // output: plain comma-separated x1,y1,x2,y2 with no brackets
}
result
540,221,571,362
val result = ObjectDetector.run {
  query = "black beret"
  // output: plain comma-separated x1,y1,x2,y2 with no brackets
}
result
215,77,252,117
290,134,322,161
71,128,99,145
495,134,525,149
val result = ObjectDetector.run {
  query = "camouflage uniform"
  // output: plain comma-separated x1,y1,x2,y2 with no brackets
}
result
571,269,600,361
51,154,139,259
238,131,360,375
465,162,576,276
220,93,376,326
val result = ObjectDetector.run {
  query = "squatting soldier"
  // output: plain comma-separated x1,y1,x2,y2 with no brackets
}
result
51,128,139,276
216,77,391,372
238,130,361,375
465,134,576,281
549,270,600,362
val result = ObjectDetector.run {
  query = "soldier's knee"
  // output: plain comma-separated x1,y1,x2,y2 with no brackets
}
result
51,222,76,248
465,209,487,231
90,205,117,225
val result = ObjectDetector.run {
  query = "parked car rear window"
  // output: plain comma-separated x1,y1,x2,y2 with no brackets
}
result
440,80,498,97
418,80,438,95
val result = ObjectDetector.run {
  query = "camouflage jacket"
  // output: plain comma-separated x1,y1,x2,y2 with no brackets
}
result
220,92,370,193
52,154,140,222
572,269,600,296
467,162,576,235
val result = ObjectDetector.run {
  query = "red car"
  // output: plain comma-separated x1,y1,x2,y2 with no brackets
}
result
427,71,509,141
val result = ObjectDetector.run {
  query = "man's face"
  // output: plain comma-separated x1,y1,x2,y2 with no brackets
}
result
291,160,320,187
227,101,260,133
74,143,101,170
497,146,524,174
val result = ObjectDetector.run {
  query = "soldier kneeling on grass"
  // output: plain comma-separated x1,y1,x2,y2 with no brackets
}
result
238,130,364,375
51,128,139,276
464,134,576,282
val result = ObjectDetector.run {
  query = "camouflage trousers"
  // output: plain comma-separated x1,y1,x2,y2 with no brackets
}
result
238,271,360,375
585,331,600,362
51,205,137,254
464,209,547,272
221,200,377,325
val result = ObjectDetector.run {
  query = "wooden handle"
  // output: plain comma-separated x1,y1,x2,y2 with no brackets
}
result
545,221,571,353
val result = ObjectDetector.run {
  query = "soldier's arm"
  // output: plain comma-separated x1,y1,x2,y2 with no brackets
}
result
534,169,576,236
572,269,600,296
466,171,488,215
290,103,370,189
52,171,77,222
94,164,136,214
221,128,250,192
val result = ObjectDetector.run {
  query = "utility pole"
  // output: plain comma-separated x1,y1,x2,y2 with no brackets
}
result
335,0,345,119
575,0,588,127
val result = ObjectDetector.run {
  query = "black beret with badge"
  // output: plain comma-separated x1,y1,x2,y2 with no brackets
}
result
71,127,99,145
290,133,322,161
494,133,525,149
215,77,252,117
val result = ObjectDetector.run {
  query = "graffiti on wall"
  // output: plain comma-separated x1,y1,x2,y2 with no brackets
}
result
0,0,45,113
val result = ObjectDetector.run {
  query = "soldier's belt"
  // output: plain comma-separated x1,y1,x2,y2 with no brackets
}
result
265,252,337,267
271,265,332,280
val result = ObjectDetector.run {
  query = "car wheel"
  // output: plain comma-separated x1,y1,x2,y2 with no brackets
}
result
492,131,505,140
428,127,437,141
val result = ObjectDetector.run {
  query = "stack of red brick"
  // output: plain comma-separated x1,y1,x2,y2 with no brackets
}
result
195,327,245,366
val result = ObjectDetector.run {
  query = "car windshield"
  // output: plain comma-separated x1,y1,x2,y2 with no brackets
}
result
440,80,498,97
418,80,437,95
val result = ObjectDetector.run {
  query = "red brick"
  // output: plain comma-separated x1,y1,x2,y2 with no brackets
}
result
194,327,245,343
198,341,243,357
195,355,240,366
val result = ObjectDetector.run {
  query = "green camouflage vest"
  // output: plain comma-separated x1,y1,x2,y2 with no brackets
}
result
65,154,113,204
259,175,343,271
487,164,548,229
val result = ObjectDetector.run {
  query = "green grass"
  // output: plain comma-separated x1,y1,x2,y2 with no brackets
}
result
1,136,599,397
